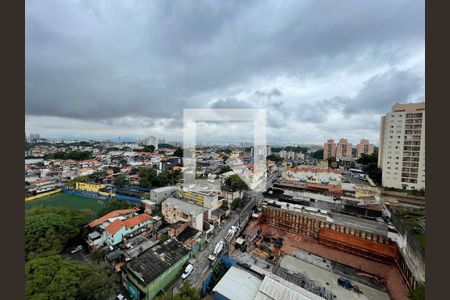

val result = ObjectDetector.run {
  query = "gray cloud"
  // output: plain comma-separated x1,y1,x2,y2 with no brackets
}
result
25,0,424,143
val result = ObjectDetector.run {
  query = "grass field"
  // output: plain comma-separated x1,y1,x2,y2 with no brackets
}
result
25,192,106,212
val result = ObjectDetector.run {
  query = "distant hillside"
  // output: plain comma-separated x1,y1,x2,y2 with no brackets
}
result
158,143,177,149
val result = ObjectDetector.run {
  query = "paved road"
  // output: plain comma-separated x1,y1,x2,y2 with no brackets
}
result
171,197,257,293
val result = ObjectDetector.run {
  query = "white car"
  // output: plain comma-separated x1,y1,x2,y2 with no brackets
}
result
181,264,194,279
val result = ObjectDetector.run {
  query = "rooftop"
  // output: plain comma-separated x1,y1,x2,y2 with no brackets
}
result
126,239,189,285
152,186,176,193
88,208,139,228
176,226,200,244
104,213,151,235
212,266,262,300
163,197,209,215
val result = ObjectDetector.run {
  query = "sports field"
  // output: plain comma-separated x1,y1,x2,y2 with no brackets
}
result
25,192,106,212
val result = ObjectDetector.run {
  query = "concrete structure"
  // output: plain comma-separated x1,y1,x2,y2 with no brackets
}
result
181,190,220,210
161,198,209,231
323,139,336,160
378,102,425,190
124,239,190,300
356,139,375,158
150,186,176,204
140,136,159,150
336,138,352,160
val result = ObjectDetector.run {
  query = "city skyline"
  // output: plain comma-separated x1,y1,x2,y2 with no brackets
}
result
26,0,424,144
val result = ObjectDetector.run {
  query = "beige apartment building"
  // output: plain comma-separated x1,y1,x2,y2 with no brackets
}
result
323,139,337,160
336,138,353,160
356,139,375,158
378,102,425,190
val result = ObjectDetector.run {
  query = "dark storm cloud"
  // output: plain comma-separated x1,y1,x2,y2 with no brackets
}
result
25,0,424,142
342,69,424,115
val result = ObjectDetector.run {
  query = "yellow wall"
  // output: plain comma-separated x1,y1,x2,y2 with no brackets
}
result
75,182,106,193
25,188,61,201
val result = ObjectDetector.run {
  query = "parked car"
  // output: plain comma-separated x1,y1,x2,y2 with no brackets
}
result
181,264,194,279
70,245,83,254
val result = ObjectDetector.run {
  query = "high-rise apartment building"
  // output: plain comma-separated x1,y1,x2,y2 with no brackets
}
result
378,102,425,190
336,138,352,160
141,136,159,150
323,139,337,160
356,139,375,158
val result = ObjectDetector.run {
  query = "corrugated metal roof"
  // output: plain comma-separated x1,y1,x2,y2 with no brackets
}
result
256,276,318,300
212,266,262,300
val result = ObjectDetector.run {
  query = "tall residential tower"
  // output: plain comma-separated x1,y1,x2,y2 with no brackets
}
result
378,102,425,190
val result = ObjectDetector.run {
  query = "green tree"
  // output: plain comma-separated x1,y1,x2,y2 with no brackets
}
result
97,198,134,217
155,281,200,300
25,255,114,300
408,283,425,300
267,154,282,162
113,174,129,187
218,165,232,174
138,166,158,188
311,149,324,159
25,207,93,259
231,197,245,210
174,147,183,157
221,200,230,211
224,174,249,192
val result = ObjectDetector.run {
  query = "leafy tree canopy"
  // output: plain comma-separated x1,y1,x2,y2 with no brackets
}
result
25,255,114,300
97,198,135,217
25,207,94,260
225,174,249,192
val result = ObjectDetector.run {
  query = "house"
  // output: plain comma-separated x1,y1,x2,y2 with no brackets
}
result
161,198,209,231
86,208,153,249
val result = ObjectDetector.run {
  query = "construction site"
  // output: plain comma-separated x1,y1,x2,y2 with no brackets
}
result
222,183,425,300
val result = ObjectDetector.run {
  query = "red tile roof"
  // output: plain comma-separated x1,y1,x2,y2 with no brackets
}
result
123,213,151,229
88,208,138,228
104,213,151,235
105,219,124,235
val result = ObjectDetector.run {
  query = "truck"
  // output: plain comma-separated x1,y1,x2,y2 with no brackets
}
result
208,239,224,265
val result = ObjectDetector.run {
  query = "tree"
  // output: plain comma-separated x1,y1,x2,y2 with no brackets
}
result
221,200,230,211
25,207,93,259
218,165,232,174
155,281,200,300
311,149,324,159
138,166,158,188
174,147,183,157
408,283,425,300
231,197,245,210
357,153,378,165
97,198,134,217
25,255,114,300
225,174,249,192
267,154,283,162
113,174,129,187
176,281,201,300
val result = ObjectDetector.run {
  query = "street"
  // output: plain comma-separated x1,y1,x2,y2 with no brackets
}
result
170,196,258,293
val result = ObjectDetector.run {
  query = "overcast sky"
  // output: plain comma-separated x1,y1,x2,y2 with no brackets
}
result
25,0,424,145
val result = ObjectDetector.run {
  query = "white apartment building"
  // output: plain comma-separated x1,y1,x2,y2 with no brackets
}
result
378,102,425,190
140,136,159,150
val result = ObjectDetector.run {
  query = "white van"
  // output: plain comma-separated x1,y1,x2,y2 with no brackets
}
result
181,264,193,279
